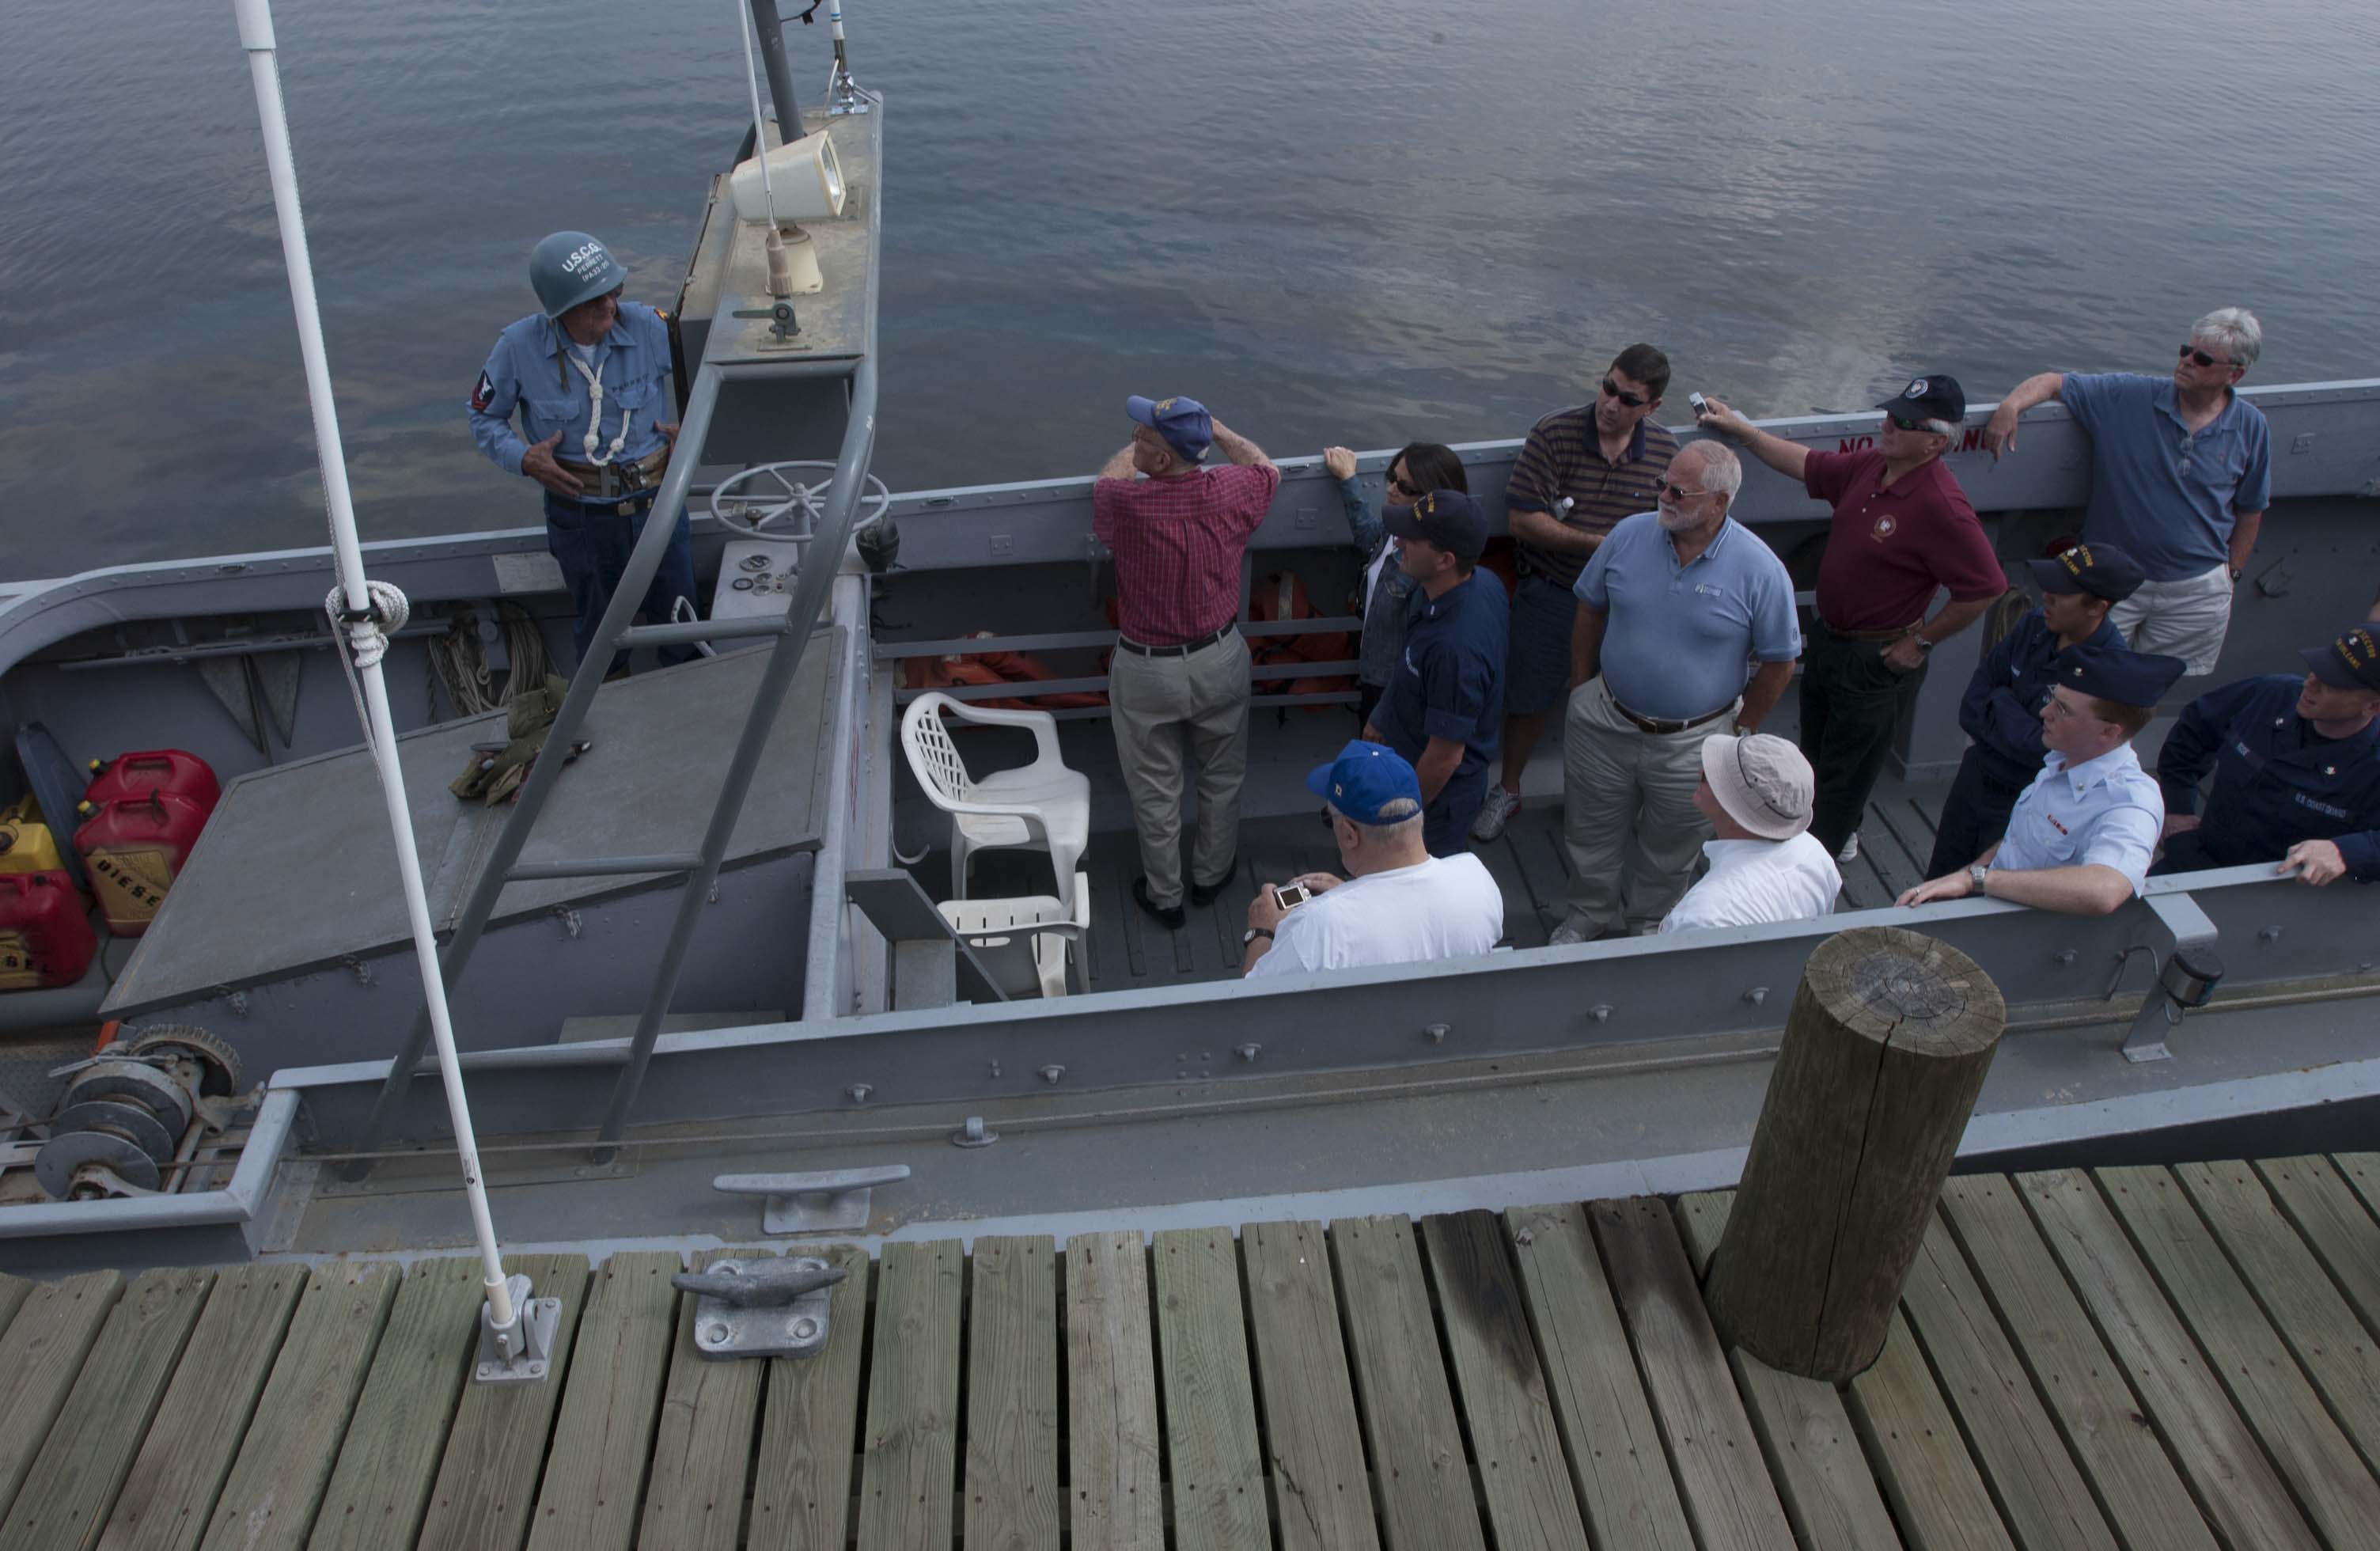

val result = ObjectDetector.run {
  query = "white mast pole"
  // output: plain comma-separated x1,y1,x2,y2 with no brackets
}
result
231,0,518,1337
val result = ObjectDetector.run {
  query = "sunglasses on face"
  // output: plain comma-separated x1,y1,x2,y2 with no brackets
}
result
1886,413,1931,432
1654,480,1712,502
2178,343,2232,370
1386,472,1422,498
1601,377,1648,409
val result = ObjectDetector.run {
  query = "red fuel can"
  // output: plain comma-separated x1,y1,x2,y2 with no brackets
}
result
74,791,209,937
85,749,221,818
0,870,97,988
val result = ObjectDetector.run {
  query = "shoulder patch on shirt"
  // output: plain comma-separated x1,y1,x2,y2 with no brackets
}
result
468,370,495,413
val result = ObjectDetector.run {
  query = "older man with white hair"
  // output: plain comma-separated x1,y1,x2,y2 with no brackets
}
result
1984,309,2272,676
1551,440,1803,942
1660,734,1839,933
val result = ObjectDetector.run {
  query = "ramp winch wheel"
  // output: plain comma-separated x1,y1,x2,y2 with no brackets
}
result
62,1058,197,1136
34,1129,162,1199
124,1024,244,1098
710,461,891,540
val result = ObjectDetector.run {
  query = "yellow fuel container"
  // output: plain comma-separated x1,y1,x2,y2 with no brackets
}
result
0,797,68,878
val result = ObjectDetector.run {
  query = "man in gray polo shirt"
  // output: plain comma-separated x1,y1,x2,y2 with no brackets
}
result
1984,308,2271,676
1552,442,1802,942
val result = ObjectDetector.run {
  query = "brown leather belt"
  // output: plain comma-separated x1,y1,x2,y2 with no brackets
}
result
1609,696,1734,737
1116,623,1236,658
555,445,670,502
1816,613,1918,643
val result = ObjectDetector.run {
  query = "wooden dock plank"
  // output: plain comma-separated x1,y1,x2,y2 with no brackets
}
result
1846,1310,2015,1551
1897,1215,2117,1551
309,1255,483,1551
98,1265,307,1551
2094,1166,2380,1549
636,1250,765,1551
1066,1231,1163,1551
965,1235,1061,1551
1242,1222,1378,1551
2257,1155,2380,1337
1505,1204,1695,1551
2011,1169,2320,1550
1419,1212,1590,1550
750,1245,872,1551
1673,1193,1902,1551
0,1269,123,1526
195,1263,398,1551
1938,1177,2220,1551
2337,1152,2380,1222
0,1266,212,1551
1330,1215,1487,1551
0,1275,30,1343
1151,1226,1269,1551
855,1239,963,1551
525,1251,679,1551
1588,1196,1794,1551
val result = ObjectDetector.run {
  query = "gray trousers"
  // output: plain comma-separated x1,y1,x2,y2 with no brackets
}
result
1109,632,1252,908
1561,677,1734,937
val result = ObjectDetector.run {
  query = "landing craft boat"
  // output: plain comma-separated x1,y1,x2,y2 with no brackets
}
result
0,3,2377,1545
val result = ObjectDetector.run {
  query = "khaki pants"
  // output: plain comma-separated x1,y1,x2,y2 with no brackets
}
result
1109,632,1251,908
2109,561,2234,677
1561,677,1734,937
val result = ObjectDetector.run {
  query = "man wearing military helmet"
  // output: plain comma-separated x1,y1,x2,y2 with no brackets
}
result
468,231,697,675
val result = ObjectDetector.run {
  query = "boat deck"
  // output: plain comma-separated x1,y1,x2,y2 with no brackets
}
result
5,1154,2378,1549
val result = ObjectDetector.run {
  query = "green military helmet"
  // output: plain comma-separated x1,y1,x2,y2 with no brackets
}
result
529,231,630,319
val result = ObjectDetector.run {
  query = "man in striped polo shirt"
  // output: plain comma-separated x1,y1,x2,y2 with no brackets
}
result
1472,344,1679,843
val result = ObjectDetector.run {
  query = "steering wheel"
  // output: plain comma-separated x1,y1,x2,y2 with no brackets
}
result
709,460,892,541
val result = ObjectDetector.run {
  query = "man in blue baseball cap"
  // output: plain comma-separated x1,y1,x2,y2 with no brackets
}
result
1241,741,1504,977
1901,643,2185,914
1927,540,2144,877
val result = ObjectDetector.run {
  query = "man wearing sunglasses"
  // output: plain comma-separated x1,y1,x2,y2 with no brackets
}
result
1473,345,1679,844
469,231,695,677
1982,309,2271,677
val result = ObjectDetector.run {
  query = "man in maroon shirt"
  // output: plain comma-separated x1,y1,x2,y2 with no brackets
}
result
1093,395,1282,927
1699,377,2006,860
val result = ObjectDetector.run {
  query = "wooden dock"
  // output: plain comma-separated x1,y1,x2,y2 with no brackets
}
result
3,1155,2378,1549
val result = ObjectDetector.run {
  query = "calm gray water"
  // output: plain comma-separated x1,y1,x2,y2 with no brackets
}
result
5,0,2377,581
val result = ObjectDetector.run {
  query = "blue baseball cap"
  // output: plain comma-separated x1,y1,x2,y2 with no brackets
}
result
2024,541,2146,603
2059,643,2187,708
1383,489,1488,564
1305,740,1423,824
1124,395,1212,462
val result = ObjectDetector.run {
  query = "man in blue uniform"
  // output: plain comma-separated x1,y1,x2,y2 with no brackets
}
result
468,231,696,676
1364,491,1507,855
1900,645,2185,915
1927,541,2142,877
2154,625,2380,885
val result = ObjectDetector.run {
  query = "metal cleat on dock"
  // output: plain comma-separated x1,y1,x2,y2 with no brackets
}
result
674,1255,843,1359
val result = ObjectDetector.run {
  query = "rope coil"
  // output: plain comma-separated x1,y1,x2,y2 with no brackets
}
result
327,580,411,747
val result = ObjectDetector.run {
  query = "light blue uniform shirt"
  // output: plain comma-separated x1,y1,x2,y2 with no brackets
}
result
467,301,676,491
1995,741,2164,893
2060,372,2272,582
1574,511,1802,721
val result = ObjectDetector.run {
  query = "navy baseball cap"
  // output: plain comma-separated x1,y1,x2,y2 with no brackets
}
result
1875,374,1967,426
2024,541,2146,603
1125,395,1212,462
2302,625,2380,692
1384,489,1488,564
1306,740,1423,824
2060,643,2187,709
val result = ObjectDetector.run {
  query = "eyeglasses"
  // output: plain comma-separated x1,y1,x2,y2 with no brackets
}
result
1386,472,1423,499
1886,413,1931,433
1601,377,1648,409
2178,343,2232,370
1654,480,1714,502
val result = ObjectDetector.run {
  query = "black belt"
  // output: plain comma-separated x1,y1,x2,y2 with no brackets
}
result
555,446,670,502
1815,612,1919,643
1116,623,1236,658
1609,694,1734,737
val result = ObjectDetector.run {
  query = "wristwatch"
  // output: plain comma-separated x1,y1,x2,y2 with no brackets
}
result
1242,927,1273,946
1968,863,1990,894
2229,566,2245,585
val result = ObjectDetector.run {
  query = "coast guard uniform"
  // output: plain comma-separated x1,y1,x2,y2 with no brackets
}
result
1991,644,2186,894
2155,673,2380,882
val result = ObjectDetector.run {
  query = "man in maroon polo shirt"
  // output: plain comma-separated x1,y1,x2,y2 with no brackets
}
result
1699,377,2005,860
1093,395,1281,928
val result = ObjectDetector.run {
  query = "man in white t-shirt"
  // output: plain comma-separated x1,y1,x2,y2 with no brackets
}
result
1243,741,1505,978
1659,733,1840,934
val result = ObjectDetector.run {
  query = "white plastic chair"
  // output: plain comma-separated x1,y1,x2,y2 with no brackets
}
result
900,690,1090,912
938,873,1091,999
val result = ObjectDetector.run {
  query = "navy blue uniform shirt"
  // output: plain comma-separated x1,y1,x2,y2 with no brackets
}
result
2157,673,2380,881
1959,609,2125,784
1370,568,1508,779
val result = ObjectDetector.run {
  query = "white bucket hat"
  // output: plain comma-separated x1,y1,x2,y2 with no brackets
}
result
1700,733,1815,841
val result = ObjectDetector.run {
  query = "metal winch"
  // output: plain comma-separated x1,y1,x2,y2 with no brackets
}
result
34,1024,246,1200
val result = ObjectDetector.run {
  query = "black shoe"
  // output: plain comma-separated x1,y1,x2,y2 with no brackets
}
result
1188,857,1239,907
1132,876,1185,930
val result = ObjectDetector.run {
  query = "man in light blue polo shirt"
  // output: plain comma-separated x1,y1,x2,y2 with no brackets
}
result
1552,442,1802,942
1984,308,2271,677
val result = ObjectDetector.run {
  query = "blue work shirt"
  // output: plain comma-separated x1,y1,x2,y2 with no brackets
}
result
2157,673,2380,881
2060,372,2272,581
1574,512,1802,722
1958,609,2125,785
1369,568,1507,779
468,301,676,499
1995,742,2163,891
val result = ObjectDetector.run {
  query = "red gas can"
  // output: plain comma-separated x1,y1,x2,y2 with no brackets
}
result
85,749,221,818
74,791,210,937
0,870,97,988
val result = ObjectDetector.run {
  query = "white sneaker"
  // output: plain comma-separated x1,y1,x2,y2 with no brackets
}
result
1836,832,1860,863
1472,784,1522,840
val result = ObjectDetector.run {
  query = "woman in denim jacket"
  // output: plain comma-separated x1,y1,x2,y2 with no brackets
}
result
1322,442,1469,728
